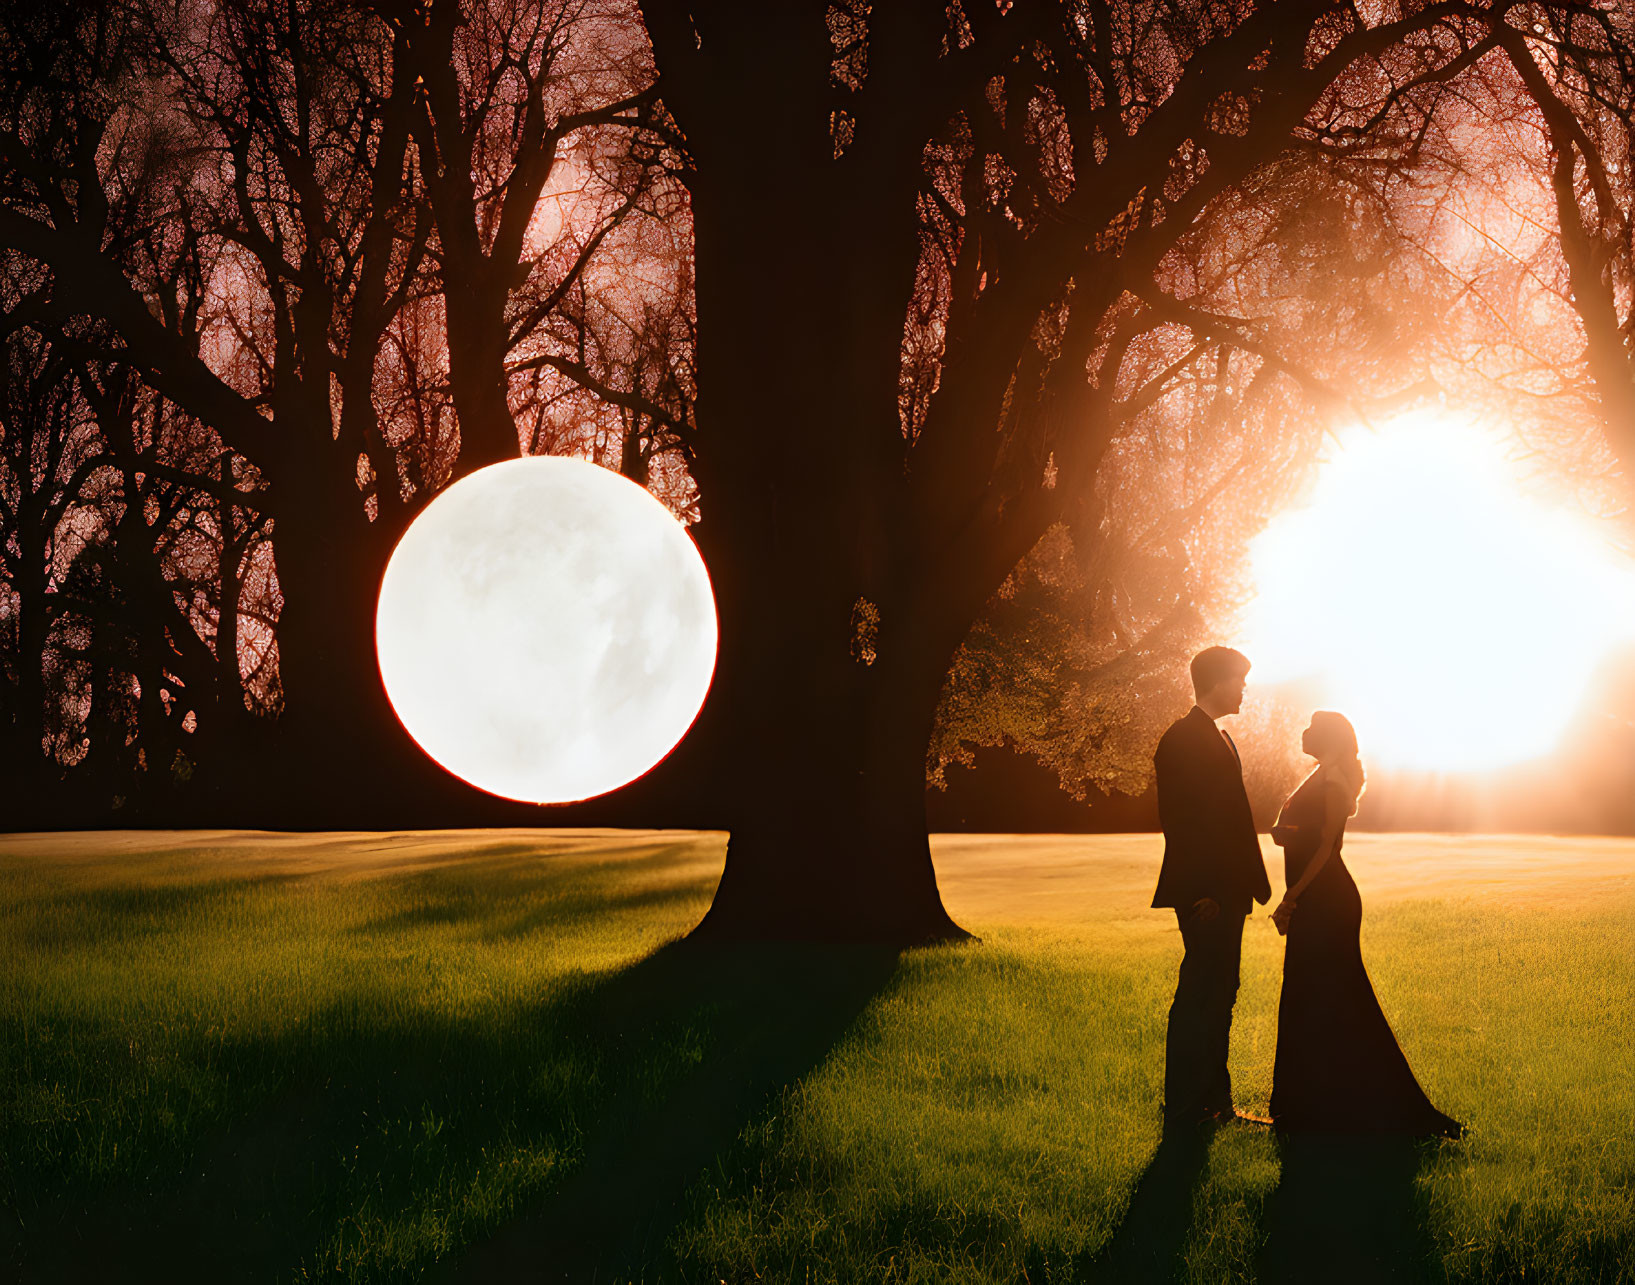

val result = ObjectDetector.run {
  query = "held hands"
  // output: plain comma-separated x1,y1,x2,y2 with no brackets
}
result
1271,896,1296,936
1191,897,1221,924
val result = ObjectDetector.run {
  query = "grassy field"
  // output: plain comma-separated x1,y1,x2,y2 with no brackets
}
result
1,829,1630,1283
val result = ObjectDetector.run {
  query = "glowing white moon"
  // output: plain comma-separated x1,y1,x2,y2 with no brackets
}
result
375,456,717,803
1236,413,1635,772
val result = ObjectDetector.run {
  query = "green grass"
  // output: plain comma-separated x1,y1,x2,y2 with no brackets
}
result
1,830,1631,1282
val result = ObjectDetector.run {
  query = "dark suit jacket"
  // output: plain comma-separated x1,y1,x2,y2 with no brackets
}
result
1151,706,1272,912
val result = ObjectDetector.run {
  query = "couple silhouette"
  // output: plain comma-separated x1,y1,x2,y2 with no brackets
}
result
1152,646,1462,1138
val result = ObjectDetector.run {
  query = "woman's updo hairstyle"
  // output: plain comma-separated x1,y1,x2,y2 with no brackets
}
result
1309,710,1366,816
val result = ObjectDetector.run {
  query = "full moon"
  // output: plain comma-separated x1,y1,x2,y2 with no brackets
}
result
375,456,717,803
1236,413,1635,772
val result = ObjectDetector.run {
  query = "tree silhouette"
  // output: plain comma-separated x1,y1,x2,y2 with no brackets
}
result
1486,4,1635,489
638,0,1503,940
0,0,684,824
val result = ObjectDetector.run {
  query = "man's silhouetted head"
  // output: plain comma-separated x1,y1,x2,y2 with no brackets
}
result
1191,647,1250,718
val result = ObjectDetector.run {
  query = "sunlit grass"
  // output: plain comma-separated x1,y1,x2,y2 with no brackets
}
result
1,830,1630,1282
673,907,1632,1283
0,831,723,1282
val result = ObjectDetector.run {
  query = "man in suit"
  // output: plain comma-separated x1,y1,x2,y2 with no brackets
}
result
1152,646,1272,1128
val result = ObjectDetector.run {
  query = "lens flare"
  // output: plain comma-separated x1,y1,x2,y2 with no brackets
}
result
1236,413,1635,771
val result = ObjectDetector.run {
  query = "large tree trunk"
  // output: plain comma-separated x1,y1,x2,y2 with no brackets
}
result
443,287,523,474
691,561,971,942
669,7,973,942
260,442,437,828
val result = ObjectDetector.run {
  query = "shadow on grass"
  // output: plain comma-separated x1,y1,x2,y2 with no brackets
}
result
353,843,709,941
6,872,311,950
1256,1133,1441,1285
446,938,900,1283
1084,1125,1214,1283
1084,1127,1440,1284
7,903,896,1285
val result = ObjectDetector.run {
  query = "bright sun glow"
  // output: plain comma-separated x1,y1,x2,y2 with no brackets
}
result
1236,413,1635,772
375,456,718,804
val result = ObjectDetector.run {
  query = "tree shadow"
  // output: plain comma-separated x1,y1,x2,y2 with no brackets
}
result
7,871,310,950
1257,1133,1442,1284
9,923,895,1283
349,842,709,940
1082,1124,1216,1283
445,937,900,1282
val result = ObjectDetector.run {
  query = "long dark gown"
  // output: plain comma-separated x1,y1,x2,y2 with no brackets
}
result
1269,768,1462,1137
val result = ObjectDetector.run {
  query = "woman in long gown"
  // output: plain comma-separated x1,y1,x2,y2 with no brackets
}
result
1268,711,1462,1138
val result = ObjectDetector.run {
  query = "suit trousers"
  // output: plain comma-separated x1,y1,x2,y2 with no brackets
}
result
1163,905,1245,1121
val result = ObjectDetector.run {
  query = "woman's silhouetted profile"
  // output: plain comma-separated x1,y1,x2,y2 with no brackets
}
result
1268,712,1462,1138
